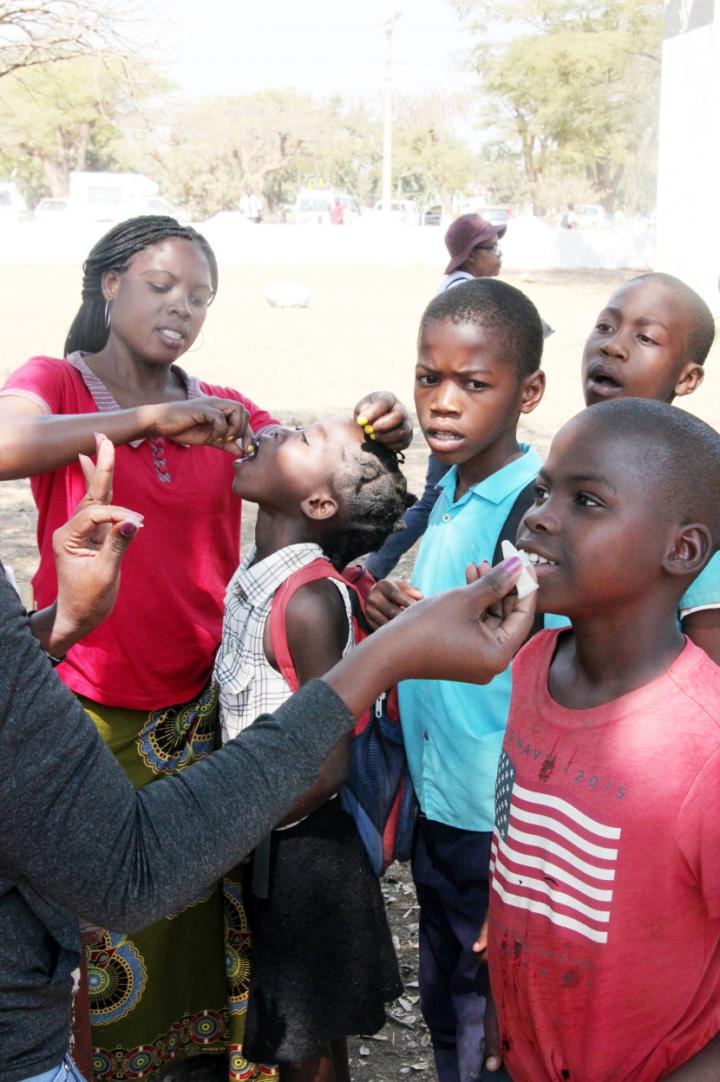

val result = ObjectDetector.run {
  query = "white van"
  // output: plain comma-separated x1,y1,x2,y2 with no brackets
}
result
371,199,420,225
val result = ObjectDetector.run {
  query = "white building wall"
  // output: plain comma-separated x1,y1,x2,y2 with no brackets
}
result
656,0,719,311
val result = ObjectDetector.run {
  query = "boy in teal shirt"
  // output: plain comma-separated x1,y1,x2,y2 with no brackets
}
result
367,279,552,1082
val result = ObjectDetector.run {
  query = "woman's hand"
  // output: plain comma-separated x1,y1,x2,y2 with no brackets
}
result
365,577,424,629
384,556,536,684
144,397,255,456
29,435,144,657
324,556,535,717
354,391,413,452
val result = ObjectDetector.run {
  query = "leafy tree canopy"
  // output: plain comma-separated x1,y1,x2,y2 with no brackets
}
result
454,0,663,213
0,54,165,204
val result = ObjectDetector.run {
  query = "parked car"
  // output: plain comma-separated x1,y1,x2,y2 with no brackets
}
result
423,204,443,226
33,192,185,226
294,189,361,224
480,206,513,227
33,198,70,221
371,199,420,225
574,204,608,228
141,196,186,220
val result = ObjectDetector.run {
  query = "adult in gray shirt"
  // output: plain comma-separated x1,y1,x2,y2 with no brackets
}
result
0,424,532,1082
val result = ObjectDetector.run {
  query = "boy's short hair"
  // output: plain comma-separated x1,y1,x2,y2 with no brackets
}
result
586,398,720,548
325,443,413,569
631,272,715,365
419,278,544,379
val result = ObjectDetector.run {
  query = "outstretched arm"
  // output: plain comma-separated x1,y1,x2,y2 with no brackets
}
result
0,573,356,930
324,556,532,715
0,395,254,479
0,556,529,931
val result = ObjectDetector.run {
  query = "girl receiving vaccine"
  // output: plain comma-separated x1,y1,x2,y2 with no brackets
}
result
216,416,412,1082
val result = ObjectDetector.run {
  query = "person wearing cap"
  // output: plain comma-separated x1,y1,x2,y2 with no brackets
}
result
437,212,505,294
437,212,554,338
364,215,505,582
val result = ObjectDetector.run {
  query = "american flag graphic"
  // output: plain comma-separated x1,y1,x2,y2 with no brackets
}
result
491,750,622,944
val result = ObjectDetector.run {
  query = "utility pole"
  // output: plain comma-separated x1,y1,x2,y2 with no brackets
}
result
381,11,400,216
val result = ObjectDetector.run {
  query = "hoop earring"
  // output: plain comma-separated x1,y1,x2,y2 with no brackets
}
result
187,331,205,353
104,300,112,328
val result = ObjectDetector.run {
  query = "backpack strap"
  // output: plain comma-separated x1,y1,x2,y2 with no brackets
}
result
492,479,544,640
268,557,363,693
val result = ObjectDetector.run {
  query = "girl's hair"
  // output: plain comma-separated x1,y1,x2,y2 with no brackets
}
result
323,442,414,570
64,215,219,356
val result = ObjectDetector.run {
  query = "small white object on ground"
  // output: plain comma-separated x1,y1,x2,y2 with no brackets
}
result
264,281,310,308
500,541,539,599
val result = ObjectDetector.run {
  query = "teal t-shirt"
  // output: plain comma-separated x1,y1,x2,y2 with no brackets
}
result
679,552,720,615
397,446,566,832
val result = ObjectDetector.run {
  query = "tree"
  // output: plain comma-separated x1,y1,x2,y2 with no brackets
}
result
454,0,664,214
0,55,164,203
0,0,136,80
312,99,381,208
392,94,477,213
150,90,358,220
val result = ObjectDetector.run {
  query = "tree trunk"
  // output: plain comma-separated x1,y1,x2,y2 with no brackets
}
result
74,123,91,170
42,157,69,197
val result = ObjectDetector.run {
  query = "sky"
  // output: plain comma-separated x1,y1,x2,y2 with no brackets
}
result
155,0,477,104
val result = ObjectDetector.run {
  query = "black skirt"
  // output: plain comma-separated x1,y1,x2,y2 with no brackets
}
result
242,797,403,1063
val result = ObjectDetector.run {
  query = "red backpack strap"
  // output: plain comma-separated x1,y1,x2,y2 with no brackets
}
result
269,558,362,693
342,563,378,605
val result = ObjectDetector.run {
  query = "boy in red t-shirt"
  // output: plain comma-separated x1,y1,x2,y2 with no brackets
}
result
579,271,720,668
482,398,720,1081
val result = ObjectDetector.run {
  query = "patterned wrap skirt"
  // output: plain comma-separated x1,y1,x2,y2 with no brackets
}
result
77,685,278,1082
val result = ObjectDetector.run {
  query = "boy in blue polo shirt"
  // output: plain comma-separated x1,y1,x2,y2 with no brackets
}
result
366,279,555,1082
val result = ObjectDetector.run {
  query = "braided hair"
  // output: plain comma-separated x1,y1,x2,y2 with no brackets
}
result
322,441,414,570
64,215,219,356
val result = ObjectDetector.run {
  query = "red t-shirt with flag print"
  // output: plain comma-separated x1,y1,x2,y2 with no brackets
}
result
487,629,720,1082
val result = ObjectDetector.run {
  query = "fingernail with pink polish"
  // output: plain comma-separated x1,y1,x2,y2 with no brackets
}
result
500,555,522,574
120,521,138,538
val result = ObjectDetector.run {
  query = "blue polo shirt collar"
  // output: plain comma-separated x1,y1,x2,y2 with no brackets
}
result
436,443,543,509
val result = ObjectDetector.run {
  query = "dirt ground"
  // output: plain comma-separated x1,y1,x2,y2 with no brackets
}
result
1,264,719,1081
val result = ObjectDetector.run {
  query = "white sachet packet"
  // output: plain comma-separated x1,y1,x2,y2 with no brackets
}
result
500,540,539,600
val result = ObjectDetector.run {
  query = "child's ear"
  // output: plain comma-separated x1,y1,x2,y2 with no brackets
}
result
673,362,704,399
300,490,339,522
663,523,712,578
519,369,546,415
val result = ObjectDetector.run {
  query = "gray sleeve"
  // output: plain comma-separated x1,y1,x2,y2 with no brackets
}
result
0,576,352,930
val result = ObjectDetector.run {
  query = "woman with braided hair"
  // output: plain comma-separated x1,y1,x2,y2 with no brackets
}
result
0,216,412,1080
